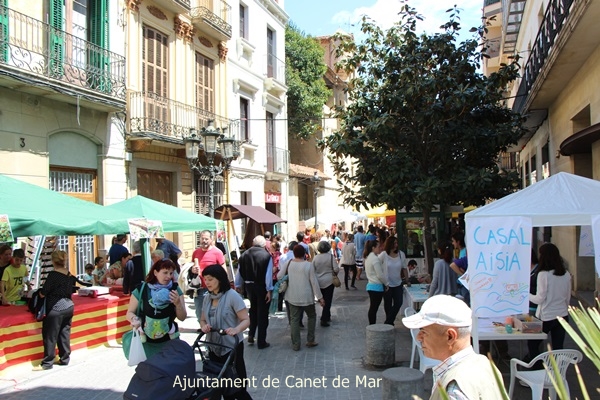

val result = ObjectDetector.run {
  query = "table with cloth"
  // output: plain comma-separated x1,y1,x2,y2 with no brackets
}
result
0,293,130,372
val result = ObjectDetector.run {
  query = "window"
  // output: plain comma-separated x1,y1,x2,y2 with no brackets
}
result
143,25,169,121
524,160,530,187
240,98,249,141
530,154,537,185
266,111,275,172
541,143,550,179
239,4,247,39
195,52,215,126
267,28,275,78
48,0,109,83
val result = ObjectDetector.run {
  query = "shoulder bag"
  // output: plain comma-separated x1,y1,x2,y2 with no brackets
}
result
278,260,292,294
331,254,341,288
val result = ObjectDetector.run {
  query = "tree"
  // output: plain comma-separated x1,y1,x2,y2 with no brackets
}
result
285,24,331,140
323,4,525,271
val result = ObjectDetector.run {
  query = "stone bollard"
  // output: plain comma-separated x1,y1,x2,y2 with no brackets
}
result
365,324,395,367
382,367,424,400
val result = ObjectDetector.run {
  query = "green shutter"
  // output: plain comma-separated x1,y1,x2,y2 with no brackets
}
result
88,0,109,92
0,0,8,63
49,0,64,78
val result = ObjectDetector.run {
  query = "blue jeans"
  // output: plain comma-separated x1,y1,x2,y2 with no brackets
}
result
193,288,207,323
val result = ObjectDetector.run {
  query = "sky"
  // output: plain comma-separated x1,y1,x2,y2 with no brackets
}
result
284,0,484,42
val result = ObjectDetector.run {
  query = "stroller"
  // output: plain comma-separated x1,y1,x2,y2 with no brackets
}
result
187,328,241,400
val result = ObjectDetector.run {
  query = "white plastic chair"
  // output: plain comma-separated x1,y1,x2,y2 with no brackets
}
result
404,307,440,373
508,349,583,400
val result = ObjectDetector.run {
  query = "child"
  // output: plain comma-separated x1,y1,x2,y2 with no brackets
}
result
82,263,94,283
92,256,107,286
0,249,29,305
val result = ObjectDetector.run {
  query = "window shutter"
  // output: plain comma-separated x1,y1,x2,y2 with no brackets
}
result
49,0,64,78
0,0,8,63
88,0,109,92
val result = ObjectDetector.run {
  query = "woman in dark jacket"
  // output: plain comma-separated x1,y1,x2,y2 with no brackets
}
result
36,250,91,370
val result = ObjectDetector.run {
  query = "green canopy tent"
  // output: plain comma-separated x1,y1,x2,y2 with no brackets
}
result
107,196,219,275
106,195,218,232
0,174,131,237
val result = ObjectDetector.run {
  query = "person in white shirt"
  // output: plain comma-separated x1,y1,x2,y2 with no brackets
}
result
527,243,571,361
379,236,407,325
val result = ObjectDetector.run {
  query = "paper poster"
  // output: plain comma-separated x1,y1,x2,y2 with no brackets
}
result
128,218,165,240
592,216,600,276
466,216,532,317
0,214,14,243
579,225,594,257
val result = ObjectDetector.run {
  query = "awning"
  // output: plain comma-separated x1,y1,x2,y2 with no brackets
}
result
214,204,286,224
364,206,396,218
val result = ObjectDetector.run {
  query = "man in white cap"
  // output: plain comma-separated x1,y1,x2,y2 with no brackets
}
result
402,295,506,399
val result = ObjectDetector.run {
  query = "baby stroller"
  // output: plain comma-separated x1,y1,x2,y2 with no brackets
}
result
187,328,240,400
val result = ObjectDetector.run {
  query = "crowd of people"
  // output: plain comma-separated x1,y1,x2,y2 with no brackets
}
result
0,218,573,400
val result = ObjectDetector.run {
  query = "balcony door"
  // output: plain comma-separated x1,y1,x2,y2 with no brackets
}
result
142,25,169,133
266,28,275,78
195,52,215,128
266,111,275,172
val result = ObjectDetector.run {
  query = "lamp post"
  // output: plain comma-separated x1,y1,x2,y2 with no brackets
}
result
183,120,240,218
310,171,321,231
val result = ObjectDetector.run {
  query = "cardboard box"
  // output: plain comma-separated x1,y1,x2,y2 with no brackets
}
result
512,314,543,333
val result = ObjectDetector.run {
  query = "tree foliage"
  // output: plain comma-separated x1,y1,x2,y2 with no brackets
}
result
285,24,331,140
323,4,525,268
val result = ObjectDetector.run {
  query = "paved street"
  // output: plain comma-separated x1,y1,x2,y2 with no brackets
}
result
0,280,598,399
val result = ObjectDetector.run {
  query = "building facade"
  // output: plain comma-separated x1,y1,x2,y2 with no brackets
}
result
227,0,290,244
0,0,126,272
483,0,600,298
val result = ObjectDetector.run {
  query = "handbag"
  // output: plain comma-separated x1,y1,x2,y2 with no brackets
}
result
331,254,341,288
277,260,291,294
35,297,47,321
122,282,145,360
127,328,147,366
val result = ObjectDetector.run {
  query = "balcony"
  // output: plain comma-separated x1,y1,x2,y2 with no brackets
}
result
266,146,289,176
0,5,125,111
128,91,233,145
191,0,232,41
512,0,576,114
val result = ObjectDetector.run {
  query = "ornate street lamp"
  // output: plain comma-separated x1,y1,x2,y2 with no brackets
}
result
311,171,321,231
183,120,240,218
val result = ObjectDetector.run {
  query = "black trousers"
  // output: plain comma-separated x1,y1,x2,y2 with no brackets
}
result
210,342,252,400
367,290,385,325
527,316,568,363
245,283,269,346
42,305,74,368
342,264,357,288
383,285,403,325
320,284,335,322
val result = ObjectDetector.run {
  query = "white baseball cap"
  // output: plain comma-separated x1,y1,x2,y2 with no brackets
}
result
402,295,472,329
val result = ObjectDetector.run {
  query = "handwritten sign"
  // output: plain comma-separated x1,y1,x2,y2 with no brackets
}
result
466,216,532,317
579,225,594,257
592,216,600,276
0,214,14,243
128,218,165,241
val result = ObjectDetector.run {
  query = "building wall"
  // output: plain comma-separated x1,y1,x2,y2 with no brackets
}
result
504,0,600,293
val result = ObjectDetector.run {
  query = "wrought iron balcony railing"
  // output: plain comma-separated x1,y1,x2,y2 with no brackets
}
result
265,52,285,82
512,0,574,114
128,91,236,142
191,0,232,39
267,146,289,175
0,5,125,103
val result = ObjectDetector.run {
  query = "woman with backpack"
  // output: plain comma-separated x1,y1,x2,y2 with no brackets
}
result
125,258,186,358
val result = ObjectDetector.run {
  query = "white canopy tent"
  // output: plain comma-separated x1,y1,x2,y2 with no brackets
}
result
465,172,600,353
466,172,600,227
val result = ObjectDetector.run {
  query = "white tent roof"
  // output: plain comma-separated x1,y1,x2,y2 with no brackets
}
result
466,172,600,227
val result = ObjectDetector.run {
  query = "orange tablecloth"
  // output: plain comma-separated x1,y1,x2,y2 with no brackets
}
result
0,293,130,372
